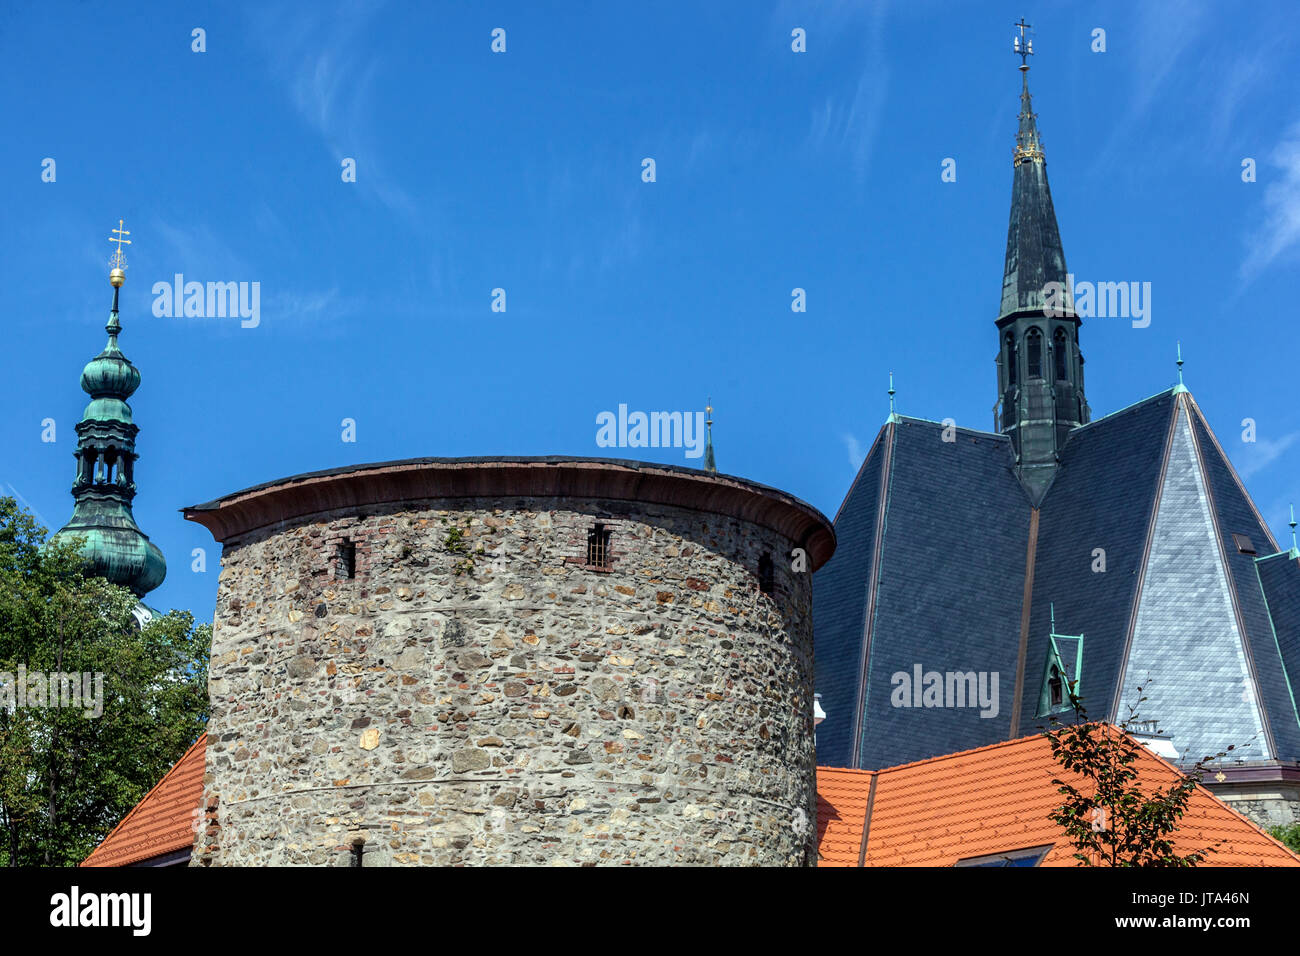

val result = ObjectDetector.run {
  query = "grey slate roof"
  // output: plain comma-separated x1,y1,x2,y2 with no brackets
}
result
1256,551,1300,752
812,430,888,767
815,389,1300,770
1020,391,1175,736
1190,405,1300,761
1117,404,1267,762
814,417,1030,769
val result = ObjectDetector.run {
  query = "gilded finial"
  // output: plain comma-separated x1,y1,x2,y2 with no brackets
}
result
108,219,131,288
704,397,717,474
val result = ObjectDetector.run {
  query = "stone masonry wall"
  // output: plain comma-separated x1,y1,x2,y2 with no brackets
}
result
192,495,818,866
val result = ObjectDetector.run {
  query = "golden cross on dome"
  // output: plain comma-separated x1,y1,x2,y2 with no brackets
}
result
108,219,131,265
108,219,132,286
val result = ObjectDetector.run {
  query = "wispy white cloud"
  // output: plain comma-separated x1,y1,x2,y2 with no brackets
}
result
842,432,865,470
150,219,249,278
247,1,418,222
1241,121,1300,281
1235,429,1300,479
801,3,889,181
1091,2,1210,171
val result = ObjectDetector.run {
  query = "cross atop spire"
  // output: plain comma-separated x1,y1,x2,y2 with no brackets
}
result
108,219,131,287
1013,18,1034,71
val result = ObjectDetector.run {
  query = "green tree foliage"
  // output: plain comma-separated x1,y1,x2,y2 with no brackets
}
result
1268,822,1300,854
0,497,209,865
1043,683,1226,867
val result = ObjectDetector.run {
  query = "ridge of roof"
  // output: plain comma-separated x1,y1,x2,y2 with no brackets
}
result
830,421,891,526
893,415,1010,440
1067,386,1178,436
1184,391,1283,555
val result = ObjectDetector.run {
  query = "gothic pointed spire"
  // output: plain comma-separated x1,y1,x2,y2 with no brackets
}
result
1000,20,1065,320
995,22,1089,505
703,398,717,473
51,220,166,599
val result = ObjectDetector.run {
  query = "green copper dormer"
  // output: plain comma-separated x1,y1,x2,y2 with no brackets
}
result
1035,604,1083,719
995,22,1089,505
50,222,166,599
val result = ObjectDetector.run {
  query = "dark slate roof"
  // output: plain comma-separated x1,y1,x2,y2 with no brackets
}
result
1190,403,1300,761
1020,391,1176,734
812,418,1032,770
812,429,889,768
1256,551,1300,751
816,390,1300,770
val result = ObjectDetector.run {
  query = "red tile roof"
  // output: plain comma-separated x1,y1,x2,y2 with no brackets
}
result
817,727,1300,867
81,734,206,867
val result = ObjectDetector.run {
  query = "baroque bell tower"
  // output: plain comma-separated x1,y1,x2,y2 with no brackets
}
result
995,21,1089,504
51,220,166,601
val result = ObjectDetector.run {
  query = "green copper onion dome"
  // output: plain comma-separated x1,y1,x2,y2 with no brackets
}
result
79,312,141,400
50,226,166,599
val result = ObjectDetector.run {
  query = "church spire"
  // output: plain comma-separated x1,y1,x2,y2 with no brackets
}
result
994,22,1089,504
51,221,166,599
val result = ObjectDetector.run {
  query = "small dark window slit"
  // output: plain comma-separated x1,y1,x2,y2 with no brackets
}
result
1048,665,1063,707
758,553,774,596
337,540,357,579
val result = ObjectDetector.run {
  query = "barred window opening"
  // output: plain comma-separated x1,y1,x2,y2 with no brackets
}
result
587,523,611,568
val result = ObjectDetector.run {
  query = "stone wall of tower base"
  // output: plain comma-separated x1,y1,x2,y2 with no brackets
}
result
1208,783,1300,833
192,495,818,866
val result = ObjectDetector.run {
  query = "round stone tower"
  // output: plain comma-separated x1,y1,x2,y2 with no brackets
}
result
184,457,834,866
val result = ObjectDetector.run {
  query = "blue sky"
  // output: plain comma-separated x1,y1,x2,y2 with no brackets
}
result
5,0,1299,623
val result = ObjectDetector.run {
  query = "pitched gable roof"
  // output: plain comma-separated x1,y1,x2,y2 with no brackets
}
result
1186,396,1300,760
1256,550,1300,737
813,425,891,767
1020,390,1176,737
817,728,1300,867
813,417,1032,768
81,734,206,867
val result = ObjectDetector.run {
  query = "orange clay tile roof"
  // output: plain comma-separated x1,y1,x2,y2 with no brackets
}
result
81,734,206,867
817,727,1300,867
